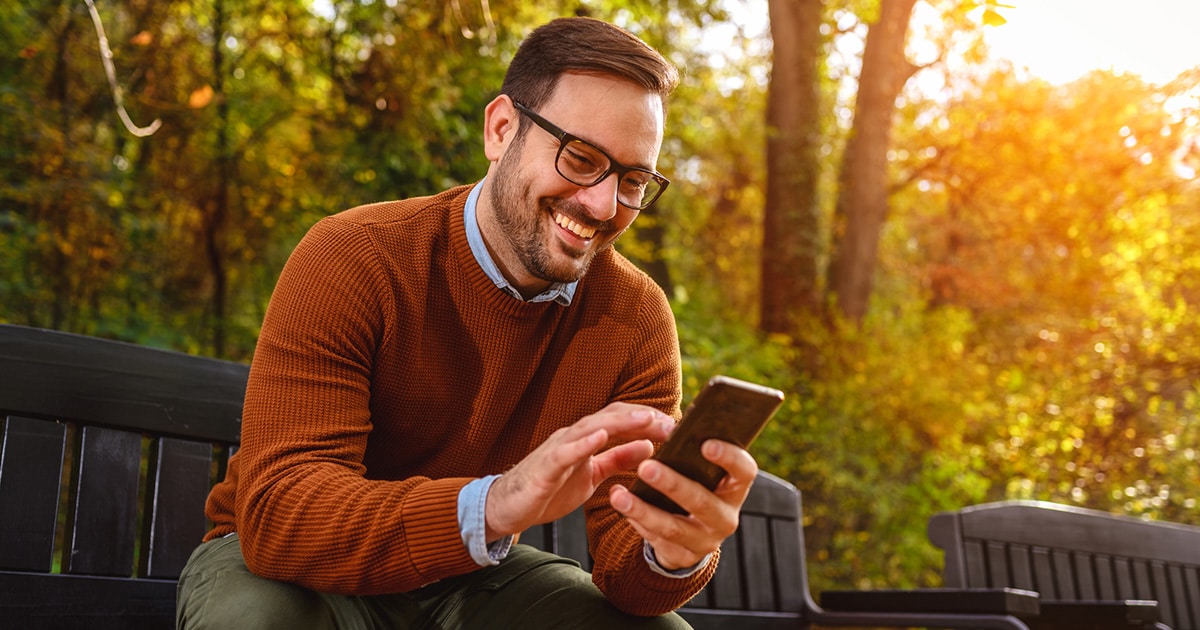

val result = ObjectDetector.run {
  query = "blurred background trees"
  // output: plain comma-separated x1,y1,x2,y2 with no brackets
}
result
3,0,1197,591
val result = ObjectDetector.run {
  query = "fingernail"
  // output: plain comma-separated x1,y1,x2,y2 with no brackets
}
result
641,461,660,482
612,490,632,512
704,440,722,458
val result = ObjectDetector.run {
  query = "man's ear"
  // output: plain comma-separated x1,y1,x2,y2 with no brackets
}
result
483,95,518,162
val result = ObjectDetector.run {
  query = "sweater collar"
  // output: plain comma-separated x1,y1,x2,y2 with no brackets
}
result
463,179,577,306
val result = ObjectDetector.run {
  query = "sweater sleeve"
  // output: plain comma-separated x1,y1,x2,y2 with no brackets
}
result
231,216,480,594
584,279,719,615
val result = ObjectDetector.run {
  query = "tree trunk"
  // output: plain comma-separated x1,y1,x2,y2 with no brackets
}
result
826,0,919,322
760,0,824,335
206,0,229,357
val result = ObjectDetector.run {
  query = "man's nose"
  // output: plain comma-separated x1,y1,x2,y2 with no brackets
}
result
573,173,620,221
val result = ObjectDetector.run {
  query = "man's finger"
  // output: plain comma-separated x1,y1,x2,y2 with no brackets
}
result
591,439,655,480
703,440,758,502
571,406,674,444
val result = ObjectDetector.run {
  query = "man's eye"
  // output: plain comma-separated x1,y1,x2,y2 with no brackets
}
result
561,142,604,174
621,173,650,191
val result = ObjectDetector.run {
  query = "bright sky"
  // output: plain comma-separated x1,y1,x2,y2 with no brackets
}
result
984,0,1200,85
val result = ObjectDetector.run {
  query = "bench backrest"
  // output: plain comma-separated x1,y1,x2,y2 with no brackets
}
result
929,500,1200,630
0,324,808,629
0,324,245,629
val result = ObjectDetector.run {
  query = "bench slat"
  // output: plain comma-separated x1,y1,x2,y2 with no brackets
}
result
1180,564,1200,628
1113,557,1136,600
711,521,745,609
521,522,553,553
64,426,142,577
1132,559,1154,601
0,571,174,630
966,539,988,586
769,518,806,613
0,326,246,443
143,437,213,579
1009,544,1035,592
555,506,590,572
1051,549,1075,599
1074,551,1097,600
1095,554,1117,600
987,541,1009,589
1167,564,1190,629
1030,546,1055,597
741,514,776,610
0,415,67,572
1149,561,1172,627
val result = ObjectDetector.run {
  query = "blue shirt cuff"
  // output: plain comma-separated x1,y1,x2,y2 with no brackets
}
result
458,475,514,566
643,540,712,578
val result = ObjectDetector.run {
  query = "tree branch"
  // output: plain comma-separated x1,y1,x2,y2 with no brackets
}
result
84,0,161,137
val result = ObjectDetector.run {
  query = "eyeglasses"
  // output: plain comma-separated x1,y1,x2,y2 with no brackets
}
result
511,100,669,210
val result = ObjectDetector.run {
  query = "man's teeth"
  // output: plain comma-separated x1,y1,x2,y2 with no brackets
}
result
554,213,596,239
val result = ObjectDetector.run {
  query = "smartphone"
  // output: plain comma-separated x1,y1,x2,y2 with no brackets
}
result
630,375,785,515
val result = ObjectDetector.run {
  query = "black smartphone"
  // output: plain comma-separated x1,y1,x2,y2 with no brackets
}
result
630,375,785,515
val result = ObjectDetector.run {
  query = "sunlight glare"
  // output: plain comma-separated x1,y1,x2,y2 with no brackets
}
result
985,0,1200,86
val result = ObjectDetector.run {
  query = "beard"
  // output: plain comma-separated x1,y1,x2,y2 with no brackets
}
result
487,146,616,285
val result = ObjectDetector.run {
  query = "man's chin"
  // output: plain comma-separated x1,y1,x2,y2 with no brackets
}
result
536,266,587,285
534,254,592,285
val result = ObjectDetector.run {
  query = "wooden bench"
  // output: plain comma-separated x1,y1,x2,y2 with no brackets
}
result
0,324,245,629
929,500,1200,629
1,323,1040,629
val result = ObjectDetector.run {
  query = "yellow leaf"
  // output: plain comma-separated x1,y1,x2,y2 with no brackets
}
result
189,84,213,108
982,9,1008,26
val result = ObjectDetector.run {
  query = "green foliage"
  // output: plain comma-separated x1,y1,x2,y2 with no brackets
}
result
887,65,1200,527
674,284,999,590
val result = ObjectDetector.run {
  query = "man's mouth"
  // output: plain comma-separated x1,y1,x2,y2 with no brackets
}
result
554,212,597,240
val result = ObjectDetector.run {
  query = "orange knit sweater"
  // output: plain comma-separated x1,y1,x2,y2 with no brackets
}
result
202,184,716,616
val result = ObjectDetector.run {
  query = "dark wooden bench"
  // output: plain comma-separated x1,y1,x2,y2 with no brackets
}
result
2,324,1042,629
929,500,1200,629
0,324,245,629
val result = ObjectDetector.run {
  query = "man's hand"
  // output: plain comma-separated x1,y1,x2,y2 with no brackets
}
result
609,439,758,570
485,403,675,541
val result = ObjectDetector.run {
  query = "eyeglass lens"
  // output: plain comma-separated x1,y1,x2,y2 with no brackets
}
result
556,140,662,210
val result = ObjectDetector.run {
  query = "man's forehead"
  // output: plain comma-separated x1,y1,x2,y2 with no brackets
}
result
541,74,665,161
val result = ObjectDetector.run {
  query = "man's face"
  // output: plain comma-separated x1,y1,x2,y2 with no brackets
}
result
479,73,665,297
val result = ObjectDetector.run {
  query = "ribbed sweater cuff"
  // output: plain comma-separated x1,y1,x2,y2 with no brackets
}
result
400,477,479,584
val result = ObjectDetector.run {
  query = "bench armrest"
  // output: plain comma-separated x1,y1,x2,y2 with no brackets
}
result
820,587,1040,618
1035,600,1161,630
821,590,1163,630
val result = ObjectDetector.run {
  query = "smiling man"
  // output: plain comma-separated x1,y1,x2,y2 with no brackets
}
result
175,17,760,630
478,73,665,297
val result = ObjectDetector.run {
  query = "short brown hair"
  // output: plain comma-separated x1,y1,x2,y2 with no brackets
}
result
500,17,679,112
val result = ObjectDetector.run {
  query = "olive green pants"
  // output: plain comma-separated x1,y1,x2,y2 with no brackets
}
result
176,534,691,630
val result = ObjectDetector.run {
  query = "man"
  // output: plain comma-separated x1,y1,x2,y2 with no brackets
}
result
177,16,759,629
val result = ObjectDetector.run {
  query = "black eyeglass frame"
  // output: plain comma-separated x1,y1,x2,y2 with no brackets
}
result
511,100,670,210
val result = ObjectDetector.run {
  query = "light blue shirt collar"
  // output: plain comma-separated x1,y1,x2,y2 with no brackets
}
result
464,180,577,306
